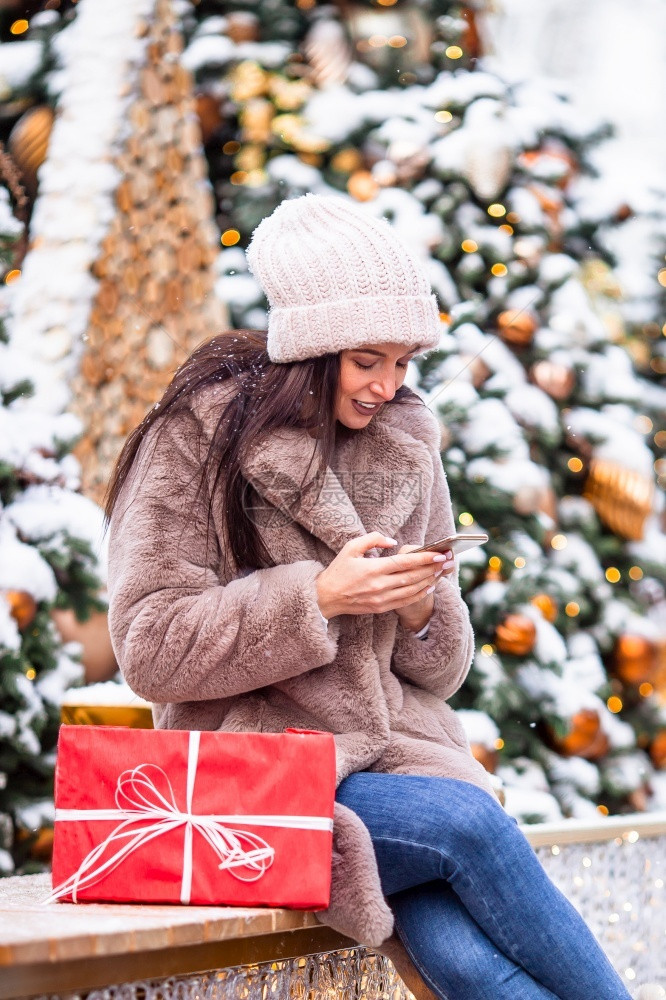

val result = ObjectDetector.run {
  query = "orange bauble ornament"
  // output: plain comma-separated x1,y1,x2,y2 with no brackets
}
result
459,353,491,389
50,607,118,684
497,309,538,347
8,105,54,195
549,709,610,759
649,731,666,769
470,743,498,773
348,170,379,202
612,634,657,686
2,589,38,630
530,593,558,623
583,458,654,542
331,148,364,174
495,614,537,656
530,360,576,401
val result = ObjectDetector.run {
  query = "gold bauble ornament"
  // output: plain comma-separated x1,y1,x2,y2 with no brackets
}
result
240,98,274,143
497,308,538,347
470,742,498,773
230,61,268,102
348,170,379,202
579,258,623,301
583,458,654,541
549,709,610,760
2,589,38,630
8,105,54,195
529,360,575,400
530,593,558,623
235,144,265,173
495,613,537,656
50,607,118,684
292,131,330,155
269,76,312,112
331,148,364,174
612,634,657,686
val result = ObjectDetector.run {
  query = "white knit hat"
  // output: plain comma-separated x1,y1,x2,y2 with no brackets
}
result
245,193,442,363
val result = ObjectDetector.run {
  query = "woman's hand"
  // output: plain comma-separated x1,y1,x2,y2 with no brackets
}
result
393,543,454,633
315,532,453,622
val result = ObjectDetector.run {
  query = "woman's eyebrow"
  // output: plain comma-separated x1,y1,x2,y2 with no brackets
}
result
354,344,421,357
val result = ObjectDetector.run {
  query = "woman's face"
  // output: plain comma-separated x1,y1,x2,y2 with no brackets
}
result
335,340,421,428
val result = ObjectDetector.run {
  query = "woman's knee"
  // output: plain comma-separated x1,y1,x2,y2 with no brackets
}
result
428,779,515,856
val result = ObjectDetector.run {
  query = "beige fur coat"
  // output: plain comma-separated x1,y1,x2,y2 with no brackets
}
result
107,380,496,955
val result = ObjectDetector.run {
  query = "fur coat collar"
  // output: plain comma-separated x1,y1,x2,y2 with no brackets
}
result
238,401,435,560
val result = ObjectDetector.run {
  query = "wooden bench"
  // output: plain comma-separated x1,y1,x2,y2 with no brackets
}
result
2,812,665,999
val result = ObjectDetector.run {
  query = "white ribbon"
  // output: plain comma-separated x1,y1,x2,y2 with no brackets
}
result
46,730,333,905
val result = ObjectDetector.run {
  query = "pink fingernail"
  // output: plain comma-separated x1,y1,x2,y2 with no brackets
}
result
432,554,448,562
435,568,444,577
426,584,436,594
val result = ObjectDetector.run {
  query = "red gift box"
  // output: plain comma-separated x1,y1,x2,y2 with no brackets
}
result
49,726,336,908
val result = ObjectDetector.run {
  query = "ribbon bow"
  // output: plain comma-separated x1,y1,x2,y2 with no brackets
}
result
46,730,333,905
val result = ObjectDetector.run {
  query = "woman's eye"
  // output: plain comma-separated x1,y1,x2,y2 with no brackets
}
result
353,360,409,370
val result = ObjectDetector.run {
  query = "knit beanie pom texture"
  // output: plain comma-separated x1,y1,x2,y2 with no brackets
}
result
245,193,442,363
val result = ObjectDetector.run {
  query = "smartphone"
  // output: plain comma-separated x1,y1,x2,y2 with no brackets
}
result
411,532,489,555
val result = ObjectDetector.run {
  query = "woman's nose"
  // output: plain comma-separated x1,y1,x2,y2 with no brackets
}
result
369,376,396,400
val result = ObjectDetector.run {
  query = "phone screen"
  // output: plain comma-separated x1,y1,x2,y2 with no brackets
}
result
412,533,488,555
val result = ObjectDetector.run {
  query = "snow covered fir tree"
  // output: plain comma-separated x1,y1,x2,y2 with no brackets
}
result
0,1,79,202
179,0,666,821
0,157,105,874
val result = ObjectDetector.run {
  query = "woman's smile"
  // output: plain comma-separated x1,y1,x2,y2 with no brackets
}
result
350,398,382,416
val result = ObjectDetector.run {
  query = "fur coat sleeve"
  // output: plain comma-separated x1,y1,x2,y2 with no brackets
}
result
106,408,341,704
390,415,475,700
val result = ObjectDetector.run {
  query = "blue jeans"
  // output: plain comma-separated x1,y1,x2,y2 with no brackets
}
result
335,773,632,1000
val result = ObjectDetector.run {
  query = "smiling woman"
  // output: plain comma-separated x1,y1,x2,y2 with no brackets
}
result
104,193,633,1000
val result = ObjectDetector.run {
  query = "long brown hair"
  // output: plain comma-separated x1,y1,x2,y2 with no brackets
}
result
102,329,423,574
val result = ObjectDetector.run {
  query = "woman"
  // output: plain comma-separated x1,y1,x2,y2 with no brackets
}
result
105,194,632,999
